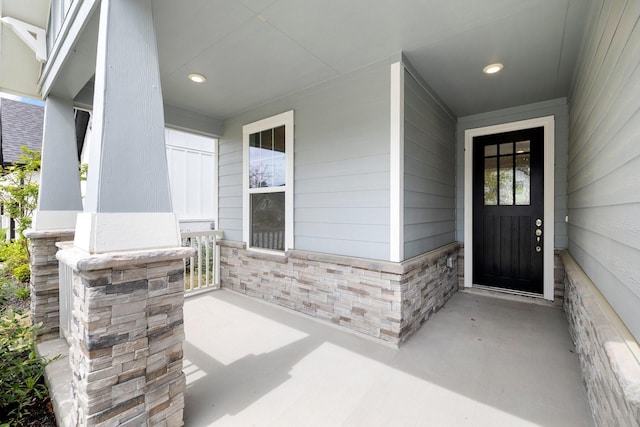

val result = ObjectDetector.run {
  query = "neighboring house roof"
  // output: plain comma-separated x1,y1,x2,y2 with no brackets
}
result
0,98,43,166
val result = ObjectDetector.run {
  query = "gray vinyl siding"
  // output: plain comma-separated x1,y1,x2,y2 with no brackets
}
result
403,70,456,259
567,0,640,341
218,61,390,260
456,98,570,249
217,143,243,236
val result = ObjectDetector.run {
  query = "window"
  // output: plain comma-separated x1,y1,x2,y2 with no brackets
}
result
243,111,294,252
47,0,75,52
483,140,531,206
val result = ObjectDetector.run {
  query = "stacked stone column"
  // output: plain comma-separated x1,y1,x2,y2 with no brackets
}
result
25,229,75,340
57,246,193,427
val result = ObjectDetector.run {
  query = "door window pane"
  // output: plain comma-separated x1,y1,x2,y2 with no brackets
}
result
515,140,530,154
515,154,530,205
484,144,497,157
499,156,514,205
484,158,498,205
499,142,513,155
250,192,285,250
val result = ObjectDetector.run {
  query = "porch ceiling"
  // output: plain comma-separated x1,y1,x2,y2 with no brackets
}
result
2,0,593,121
151,0,592,120
0,0,49,98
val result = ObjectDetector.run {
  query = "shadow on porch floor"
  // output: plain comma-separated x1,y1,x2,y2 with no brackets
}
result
183,289,594,427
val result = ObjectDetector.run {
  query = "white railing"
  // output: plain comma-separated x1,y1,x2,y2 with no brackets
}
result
252,229,285,251
181,230,223,292
57,242,74,344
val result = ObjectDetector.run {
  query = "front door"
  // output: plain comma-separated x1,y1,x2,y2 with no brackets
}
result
472,127,544,294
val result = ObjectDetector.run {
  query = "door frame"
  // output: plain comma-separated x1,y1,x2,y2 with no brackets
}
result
464,116,555,300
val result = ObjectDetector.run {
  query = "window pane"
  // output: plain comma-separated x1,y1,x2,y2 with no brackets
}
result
484,144,497,157
484,157,498,205
515,154,530,205
499,156,514,205
273,125,285,153
249,128,286,188
251,192,285,251
499,142,513,155
249,131,260,148
515,140,530,154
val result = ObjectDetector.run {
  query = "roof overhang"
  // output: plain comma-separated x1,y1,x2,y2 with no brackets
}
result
0,0,50,99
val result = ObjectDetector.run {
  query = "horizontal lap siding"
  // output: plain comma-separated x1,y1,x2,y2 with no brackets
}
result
568,0,640,341
217,143,243,241
403,70,456,259
218,61,390,260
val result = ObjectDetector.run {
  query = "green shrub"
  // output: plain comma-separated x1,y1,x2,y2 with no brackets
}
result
12,265,31,284
0,240,29,282
0,310,55,424
14,285,30,300
0,147,40,241
0,280,15,308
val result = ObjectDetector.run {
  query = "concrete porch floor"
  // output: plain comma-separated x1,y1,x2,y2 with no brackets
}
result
183,290,594,426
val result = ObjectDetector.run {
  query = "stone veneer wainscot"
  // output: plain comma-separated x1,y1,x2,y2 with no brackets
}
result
219,241,460,345
561,251,640,426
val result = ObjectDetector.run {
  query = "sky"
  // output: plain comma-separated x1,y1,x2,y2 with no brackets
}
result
0,91,44,106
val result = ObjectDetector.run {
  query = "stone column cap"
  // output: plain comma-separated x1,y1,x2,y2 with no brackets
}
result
57,245,195,272
24,228,76,240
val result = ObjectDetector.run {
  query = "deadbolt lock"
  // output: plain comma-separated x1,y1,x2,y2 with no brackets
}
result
535,229,542,236
535,218,542,227
536,246,542,253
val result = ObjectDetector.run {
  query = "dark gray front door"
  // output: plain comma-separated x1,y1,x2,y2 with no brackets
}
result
472,127,544,294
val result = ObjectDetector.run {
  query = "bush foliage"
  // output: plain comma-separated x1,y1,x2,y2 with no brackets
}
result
0,147,40,241
0,241,30,283
0,310,54,425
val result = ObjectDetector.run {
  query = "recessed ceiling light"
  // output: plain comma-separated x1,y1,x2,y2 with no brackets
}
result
188,73,207,83
483,63,503,74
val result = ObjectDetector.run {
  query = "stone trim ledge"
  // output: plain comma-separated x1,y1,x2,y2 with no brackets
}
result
25,228,76,240
219,240,461,275
37,339,73,427
218,240,246,249
56,245,195,271
399,242,460,275
561,250,640,425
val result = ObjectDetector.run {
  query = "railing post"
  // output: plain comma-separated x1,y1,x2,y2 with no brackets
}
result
214,232,222,287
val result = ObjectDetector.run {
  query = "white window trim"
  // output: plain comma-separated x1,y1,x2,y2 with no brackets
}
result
242,110,294,252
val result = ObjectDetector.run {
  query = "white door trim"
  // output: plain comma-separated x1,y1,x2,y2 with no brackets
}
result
464,116,555,301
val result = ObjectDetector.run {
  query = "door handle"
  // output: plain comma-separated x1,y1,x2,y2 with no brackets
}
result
535,218,542,252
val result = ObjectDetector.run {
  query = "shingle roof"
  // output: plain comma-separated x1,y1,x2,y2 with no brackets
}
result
0,98,44,165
